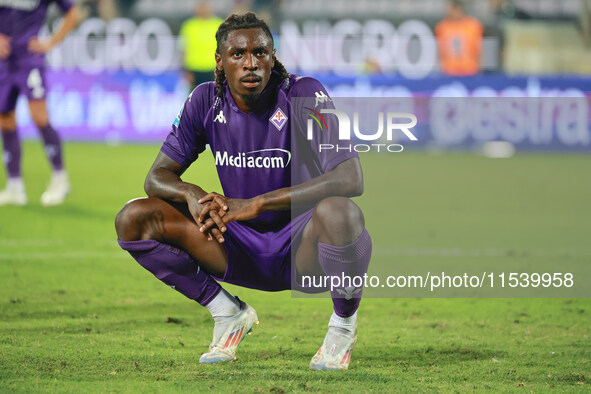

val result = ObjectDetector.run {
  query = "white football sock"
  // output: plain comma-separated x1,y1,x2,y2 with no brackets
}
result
6,177,25,192
51,169,68,180
205,287,240,318
329,311,357,333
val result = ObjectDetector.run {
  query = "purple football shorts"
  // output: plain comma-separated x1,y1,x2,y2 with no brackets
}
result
216,208,315,292
0,63,47,114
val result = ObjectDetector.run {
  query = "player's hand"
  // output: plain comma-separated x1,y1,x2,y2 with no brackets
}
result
198,204,227,243
28,37,53,54
213,197,261,224
199,212,227,243
185,189,226,243
197,192,229,243
198,192,228,218
199,193,260,225
198,193,261,230
0,34,11,59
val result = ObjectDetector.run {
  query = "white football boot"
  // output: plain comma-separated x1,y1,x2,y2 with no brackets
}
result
0,178,27,206
199,298,259,364
41,170,71,206
310,313,357,371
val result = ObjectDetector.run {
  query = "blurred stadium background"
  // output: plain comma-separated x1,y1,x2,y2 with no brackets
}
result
17,0,591,151
2,0,590,391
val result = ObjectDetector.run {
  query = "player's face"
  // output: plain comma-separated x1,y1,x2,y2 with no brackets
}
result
216,28,275,112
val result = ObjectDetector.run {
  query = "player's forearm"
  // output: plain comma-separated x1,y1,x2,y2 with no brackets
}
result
144,151,211,204
145,168,207,203
255,158,364,213
49,5,81,47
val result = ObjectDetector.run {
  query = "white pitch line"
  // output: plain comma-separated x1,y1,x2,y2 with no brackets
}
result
0,239,119,247
1,242,590,259
0,252,129,260
372,247,591,257
0,239,66,247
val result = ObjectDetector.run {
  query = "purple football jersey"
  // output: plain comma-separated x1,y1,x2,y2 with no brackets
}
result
161,71,358,231
0,0,73,68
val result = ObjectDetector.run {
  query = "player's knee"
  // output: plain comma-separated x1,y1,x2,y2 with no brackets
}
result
115,198,150,241
0,112,17,131
32,114,49,128
313,197,364,242
28,101,49,127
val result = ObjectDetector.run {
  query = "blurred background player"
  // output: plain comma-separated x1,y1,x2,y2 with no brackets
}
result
435,0,483,76
0,0,81,206
179,1,222,90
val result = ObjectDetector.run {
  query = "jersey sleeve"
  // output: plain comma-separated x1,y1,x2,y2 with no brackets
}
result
160,86,209,167
53,0,74,13
290,77,358,173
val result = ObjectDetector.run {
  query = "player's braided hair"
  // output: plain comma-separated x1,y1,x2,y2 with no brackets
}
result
214,12,290,108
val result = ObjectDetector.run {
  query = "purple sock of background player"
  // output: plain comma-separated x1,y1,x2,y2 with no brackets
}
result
317,229,372,317
1,130,22,178
118,239,221,305
38,124,63,171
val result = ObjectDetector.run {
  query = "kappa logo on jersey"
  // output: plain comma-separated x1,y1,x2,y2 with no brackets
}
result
214,110,227,124
269,108,288,131
314,91,332,107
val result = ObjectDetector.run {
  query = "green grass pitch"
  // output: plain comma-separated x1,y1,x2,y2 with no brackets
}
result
0,142,589,392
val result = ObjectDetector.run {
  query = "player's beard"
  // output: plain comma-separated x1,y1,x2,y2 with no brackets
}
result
241,93,261,109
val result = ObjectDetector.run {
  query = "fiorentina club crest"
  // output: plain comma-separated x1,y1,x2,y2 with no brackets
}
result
270,108,288,131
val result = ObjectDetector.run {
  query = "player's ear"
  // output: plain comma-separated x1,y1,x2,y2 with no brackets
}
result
272,48,276,66
215,52,222,70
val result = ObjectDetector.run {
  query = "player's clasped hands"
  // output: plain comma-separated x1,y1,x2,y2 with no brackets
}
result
197,191,261,243
197,192,228,243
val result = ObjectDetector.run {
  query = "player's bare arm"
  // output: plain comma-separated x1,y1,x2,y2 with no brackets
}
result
145,151,228,242
252,156,363,211
199,157,363,229
28,5,81,54
0,33,10,59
